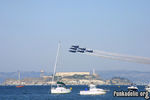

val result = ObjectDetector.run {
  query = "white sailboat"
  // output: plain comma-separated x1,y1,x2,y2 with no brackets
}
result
16,71,24,88
51,81,71,94
50,42,71,94
80,84,106,95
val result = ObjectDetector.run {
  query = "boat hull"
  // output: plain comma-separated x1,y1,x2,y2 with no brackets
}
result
16,85,24,88
80,89,106,95
51,88,71,94
128,87,138,91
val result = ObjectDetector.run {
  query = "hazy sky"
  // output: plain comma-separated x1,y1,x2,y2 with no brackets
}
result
0,0,150,72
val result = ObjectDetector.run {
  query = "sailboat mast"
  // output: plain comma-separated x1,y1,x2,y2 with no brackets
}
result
51,42,61,88
18,71,21,85
18,71,20,81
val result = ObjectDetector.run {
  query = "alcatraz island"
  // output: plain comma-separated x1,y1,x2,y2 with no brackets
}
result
2,71,131,86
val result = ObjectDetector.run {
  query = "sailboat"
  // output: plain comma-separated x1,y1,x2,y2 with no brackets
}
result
50,42,71,94
16,71,24,88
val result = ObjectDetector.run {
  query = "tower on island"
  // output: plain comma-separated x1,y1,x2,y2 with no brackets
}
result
40,69,44,77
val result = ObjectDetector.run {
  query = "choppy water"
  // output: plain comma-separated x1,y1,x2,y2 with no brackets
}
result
0,85,148,100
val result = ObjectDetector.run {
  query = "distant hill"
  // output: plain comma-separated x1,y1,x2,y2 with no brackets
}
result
0,71,51,84
97,70,150,85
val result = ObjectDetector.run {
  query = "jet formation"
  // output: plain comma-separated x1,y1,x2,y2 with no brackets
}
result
69,45,150,64
69,45,93,53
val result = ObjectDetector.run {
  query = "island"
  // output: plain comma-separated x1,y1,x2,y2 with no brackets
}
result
2,71,131,86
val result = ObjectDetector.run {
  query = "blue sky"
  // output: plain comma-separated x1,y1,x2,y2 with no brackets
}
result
0,0,150,72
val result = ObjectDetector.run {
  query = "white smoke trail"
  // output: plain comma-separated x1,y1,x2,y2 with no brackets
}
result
83,50,150,64
94,50,150,60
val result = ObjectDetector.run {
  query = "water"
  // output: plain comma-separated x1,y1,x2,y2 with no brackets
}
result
0,85,148,100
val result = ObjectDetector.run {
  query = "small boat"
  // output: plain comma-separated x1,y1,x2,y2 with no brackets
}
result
80,84,106,95
128,83,138,91
50,42,71,94
145,84,150,92
16,85,24,88
16,71,24,88
51,81,71,94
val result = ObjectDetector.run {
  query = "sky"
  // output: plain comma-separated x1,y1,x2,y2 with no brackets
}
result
0,0,150,72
